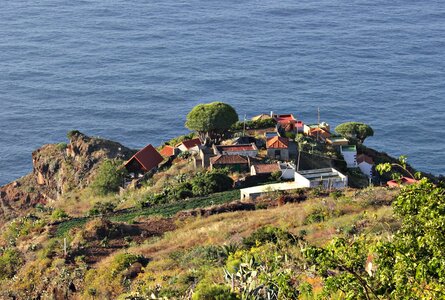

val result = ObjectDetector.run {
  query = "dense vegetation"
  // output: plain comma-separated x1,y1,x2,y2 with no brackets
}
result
335,122,374,144
185,102,239,144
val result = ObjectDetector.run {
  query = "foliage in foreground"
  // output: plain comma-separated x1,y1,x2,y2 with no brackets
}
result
304,179,445,299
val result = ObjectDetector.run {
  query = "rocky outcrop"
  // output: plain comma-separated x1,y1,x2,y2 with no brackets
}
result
0,131,136,223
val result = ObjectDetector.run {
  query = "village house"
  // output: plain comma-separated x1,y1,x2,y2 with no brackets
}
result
251,113,272,121
326,136,349,147
124,144,164,178
266,136,289,160
213,143,258,157
357,154,374,178
294,168,348,189
250,163,281,177
273,113,309,134
308,127,331,142
159,145,179,158
176,138,202,153
193,147,215,169
209,154,250,172
387,177,418,187
340,145,358,168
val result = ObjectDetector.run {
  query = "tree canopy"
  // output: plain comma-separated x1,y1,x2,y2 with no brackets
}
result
304,179,445,299
185,102,238,144
335,122,374,144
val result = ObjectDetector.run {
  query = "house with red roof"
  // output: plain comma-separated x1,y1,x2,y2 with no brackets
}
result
387,177,418,187
273,114,307,133
209,154,250,172
176,138,202,153
250,163,281,177
159,145,179,158
124,144,164,177
266,136,289,160
213,143,258,157
308,127,331,142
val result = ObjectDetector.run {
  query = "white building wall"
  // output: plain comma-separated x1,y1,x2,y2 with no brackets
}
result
358,162,373,178
342,151,357,168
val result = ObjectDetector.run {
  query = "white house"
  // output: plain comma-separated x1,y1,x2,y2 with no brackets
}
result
357,154,374,178
176,138,202,153
294,168,348,189
340,145,357,168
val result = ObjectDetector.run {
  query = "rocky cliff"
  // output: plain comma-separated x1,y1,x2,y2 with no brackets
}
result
0,131,135,223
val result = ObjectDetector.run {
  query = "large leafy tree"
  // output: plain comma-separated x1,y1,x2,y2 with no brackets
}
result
185,102,238,144
335,122,374,144
304,179,445,299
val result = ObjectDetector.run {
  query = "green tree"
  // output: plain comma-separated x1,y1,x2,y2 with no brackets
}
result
185,102,239,144
303,179,445,299
90,159,127,196
335,122,374,144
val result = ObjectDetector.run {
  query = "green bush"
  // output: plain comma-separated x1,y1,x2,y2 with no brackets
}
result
51,208,69,221
191,172,233,197
90,159,127,196
67,130,81,139
192,282,239,300
0,248,23,280
56,142,67,151
303,207,327,224
242,226,298,248
231,118,276,131
88,202,117,216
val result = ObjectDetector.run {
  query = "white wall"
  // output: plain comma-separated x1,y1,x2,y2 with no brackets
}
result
359,162,373,178
342,151,357,168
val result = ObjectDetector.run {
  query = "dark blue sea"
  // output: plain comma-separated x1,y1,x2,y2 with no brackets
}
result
1,0,444,185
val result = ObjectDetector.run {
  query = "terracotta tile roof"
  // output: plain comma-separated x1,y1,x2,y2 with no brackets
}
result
357,154,374,165
387,177,418,187
251,114,271,121
216,144,257,152
160,145,176,157
309,127,331,137
210,154,249,165
252,164,280,174
125,144,163,172
177,138,201,150
273,114,296,123
266,136,289,149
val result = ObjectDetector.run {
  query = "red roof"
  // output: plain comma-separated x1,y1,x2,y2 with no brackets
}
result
160,145,176,157
177,138,201,150
210,154,248,165
125,144,163,172
266,136,289,149
216,144,257,152
357,154,374,165
274,114,296,123
252,164,280,174
387,177,418,187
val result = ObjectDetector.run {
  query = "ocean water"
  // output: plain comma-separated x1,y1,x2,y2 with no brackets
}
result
0,0,444,186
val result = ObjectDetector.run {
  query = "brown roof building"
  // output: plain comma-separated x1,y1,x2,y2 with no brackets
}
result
125,144,163,175
266,136,289,149
159,145,178,158
209,154,249,171
251,163,281,176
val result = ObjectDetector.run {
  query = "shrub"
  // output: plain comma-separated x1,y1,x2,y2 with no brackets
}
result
67,130,81,139
304,207,327,224
51,208,69,221
242,226,298,248
0,248,23,280
90,159,127,196
88,201,117,216
191,172,233,197
192,281,239,300
329,190,344,200
56,142,67,151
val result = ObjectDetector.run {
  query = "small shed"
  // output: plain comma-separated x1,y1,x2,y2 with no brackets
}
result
125,144,164,177
266,136,289,161
250,163,281,176
159,145,179,158
213,144,258,157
